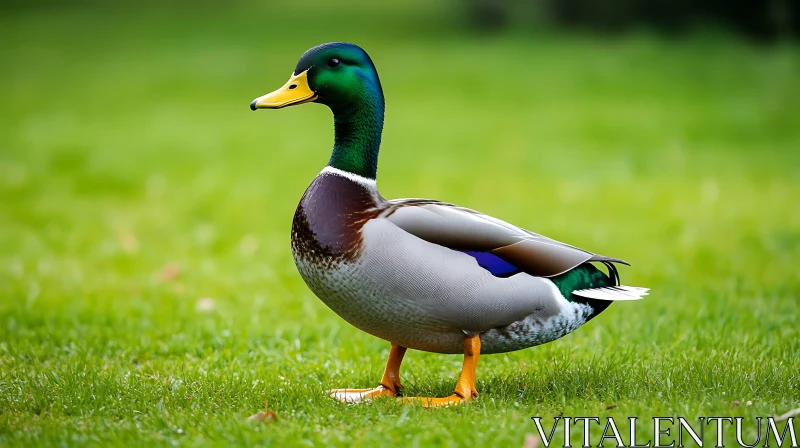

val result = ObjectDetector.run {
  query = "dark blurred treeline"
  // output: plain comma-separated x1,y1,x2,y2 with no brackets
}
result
470,0,800,40
3,0,798,42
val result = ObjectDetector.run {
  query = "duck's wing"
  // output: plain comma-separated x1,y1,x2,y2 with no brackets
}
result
382,199,628,279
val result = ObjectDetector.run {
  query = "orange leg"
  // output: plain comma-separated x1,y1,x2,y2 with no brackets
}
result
403,335,481,407
329,343,407,403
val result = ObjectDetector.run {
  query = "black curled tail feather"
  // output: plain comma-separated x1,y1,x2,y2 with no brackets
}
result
601,260,620,286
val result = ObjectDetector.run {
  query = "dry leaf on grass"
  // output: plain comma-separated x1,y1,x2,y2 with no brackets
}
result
248,400,278,423
159,263,181,281
522,433,541,448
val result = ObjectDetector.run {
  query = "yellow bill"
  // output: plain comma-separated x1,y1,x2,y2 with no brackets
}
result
250,70,317,110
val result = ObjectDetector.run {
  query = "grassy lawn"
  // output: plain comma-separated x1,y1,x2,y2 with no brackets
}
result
1,3,799,446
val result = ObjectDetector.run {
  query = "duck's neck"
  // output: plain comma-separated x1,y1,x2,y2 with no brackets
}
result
328,92,384,180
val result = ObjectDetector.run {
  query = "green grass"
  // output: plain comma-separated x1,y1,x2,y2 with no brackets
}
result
1,3,799,446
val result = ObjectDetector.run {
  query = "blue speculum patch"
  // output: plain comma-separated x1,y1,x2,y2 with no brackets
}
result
459,250,520,277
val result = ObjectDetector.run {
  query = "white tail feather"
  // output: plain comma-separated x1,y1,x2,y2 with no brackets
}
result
572,285,649,301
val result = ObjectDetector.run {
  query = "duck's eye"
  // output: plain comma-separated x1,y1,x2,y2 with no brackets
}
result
328,58,340,68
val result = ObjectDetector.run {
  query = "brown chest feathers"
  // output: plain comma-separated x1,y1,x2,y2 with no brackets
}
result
291,172,383,264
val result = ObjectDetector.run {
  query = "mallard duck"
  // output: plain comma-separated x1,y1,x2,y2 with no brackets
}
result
250,42,647,407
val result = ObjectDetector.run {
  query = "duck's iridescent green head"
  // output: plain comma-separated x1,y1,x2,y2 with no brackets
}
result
250,42,383,114
251,43,385,180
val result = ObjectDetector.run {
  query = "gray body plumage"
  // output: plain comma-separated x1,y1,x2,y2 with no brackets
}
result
291,168,647,354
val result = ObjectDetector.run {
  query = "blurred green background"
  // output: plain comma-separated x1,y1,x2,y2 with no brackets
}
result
1,1,798,447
